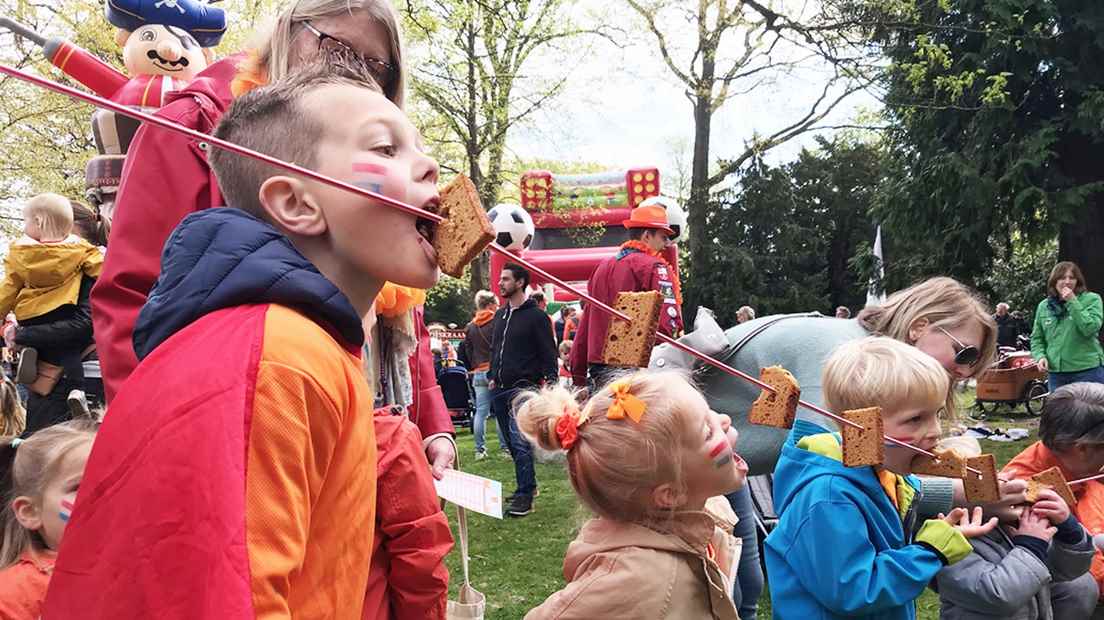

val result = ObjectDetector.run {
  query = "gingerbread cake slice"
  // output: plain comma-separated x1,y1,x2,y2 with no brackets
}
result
841,407,884,467
1026,466,1077,507
911,449,968,478
600,291,663,368
748,366,801,429
963,455,1000,503
433,174,495,278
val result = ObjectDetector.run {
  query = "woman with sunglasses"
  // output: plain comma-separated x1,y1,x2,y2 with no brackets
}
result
1030,261,1104,391
90,0,456,471
652,275,1010,619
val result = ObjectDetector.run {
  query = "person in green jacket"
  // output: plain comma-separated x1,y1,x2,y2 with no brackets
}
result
1031,261,1104,391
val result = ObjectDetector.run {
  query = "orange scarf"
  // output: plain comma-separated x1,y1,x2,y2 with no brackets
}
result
620,240,683,305
230,50,267,97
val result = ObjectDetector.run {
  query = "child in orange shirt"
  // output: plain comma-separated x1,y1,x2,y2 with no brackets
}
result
0,420,97,620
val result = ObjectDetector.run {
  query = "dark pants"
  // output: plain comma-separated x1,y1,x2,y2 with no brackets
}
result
492,386,537,496
726,484,764,619
1048,364,1104,392
24,378,79,437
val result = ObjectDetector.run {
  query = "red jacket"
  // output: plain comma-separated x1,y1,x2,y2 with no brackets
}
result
364,410,453,620
47,208,382,618
570,248,682,385
90,56,453,439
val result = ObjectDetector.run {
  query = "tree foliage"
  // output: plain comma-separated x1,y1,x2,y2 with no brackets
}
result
694,136,881,324
624,0,870,316
401,0,611,293
869,0,1104,291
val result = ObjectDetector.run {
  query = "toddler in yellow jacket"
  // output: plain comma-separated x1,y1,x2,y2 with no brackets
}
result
0,194,103,393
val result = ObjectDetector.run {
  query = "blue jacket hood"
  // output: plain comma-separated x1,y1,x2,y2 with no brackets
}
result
763,419,941,620
133,208,364,360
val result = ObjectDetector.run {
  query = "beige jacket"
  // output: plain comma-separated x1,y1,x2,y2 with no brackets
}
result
525,498,741,620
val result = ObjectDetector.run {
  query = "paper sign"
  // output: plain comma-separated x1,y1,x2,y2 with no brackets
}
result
435,469,503,519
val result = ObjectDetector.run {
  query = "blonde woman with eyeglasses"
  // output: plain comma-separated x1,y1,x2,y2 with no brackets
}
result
92,0,458,477
654,275,1012,619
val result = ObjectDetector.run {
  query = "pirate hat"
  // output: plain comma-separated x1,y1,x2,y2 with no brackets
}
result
106,0,227,48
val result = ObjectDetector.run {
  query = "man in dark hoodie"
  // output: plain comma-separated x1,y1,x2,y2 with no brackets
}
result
489,263,558,517
43,65,445,617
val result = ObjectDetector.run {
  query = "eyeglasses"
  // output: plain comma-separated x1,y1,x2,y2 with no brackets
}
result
936,325,981,367
301,21,395,91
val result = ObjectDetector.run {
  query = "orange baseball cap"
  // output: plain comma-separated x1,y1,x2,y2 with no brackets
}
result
622,205,674,235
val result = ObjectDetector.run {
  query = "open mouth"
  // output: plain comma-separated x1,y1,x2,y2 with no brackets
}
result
416,198,440,243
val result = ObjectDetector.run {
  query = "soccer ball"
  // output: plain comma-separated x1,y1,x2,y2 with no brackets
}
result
487,203,535,251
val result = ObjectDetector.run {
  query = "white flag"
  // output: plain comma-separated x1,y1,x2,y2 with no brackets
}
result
866,226,886,306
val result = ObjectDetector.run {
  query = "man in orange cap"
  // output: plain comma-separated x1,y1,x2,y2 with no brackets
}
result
570,204,683,389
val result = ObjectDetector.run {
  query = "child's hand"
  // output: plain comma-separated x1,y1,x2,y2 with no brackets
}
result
1012,506,1057,541
939,506,998,539
1029,489,1071,525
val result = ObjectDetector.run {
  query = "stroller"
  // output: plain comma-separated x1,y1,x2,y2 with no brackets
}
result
437,363,475,429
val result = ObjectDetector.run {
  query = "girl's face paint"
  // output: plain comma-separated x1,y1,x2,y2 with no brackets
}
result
59,499,74,522
709,439,732,468
36,441,92,550
678,383,748,510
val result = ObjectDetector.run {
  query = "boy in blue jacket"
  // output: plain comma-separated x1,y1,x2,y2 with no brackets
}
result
765,336,997,619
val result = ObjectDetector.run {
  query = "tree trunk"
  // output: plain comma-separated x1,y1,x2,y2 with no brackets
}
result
1058,201,1104,293
1057,135,1104,294
686,86,715,320
464,9,489,296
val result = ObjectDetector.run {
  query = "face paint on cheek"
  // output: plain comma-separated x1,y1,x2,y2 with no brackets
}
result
59,499,74,523
709,440,732,468
351,162,389,194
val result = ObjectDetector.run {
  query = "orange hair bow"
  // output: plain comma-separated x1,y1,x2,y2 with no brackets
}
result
555,404,581,450
606,379,646,423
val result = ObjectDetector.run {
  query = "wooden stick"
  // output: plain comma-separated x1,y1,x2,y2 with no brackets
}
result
1,63,972,474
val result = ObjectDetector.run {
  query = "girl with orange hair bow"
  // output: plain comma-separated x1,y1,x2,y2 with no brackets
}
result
515,371,748,619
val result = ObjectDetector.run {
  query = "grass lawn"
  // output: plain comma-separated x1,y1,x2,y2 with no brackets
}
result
444,388,1042,619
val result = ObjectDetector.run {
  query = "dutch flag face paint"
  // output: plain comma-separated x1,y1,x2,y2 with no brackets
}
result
59,498,74,523
709,439,732,468
352,162,388,194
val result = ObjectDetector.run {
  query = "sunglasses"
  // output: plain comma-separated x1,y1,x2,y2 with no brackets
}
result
936,325,981,367
301,22,395,91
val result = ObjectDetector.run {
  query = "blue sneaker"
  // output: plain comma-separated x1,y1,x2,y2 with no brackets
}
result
106,0,227,47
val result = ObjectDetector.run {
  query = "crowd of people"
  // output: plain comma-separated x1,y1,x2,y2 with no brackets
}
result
0,0,1103,618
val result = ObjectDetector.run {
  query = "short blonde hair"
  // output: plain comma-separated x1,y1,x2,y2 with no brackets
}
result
823,336,950,417
857,276,997,378
515,370,697,522
23,193,73,241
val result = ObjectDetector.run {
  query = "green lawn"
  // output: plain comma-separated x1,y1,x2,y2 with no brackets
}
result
444,390,1041,619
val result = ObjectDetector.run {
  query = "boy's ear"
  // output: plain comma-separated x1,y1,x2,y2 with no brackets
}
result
12,496,42,532
258,176,328,237
908,317,930,343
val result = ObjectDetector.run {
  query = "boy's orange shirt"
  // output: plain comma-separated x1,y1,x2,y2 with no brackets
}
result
44,304,378,618
1004,441,1104,599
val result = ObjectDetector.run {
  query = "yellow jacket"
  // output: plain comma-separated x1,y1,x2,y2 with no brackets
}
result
0,235,103,321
